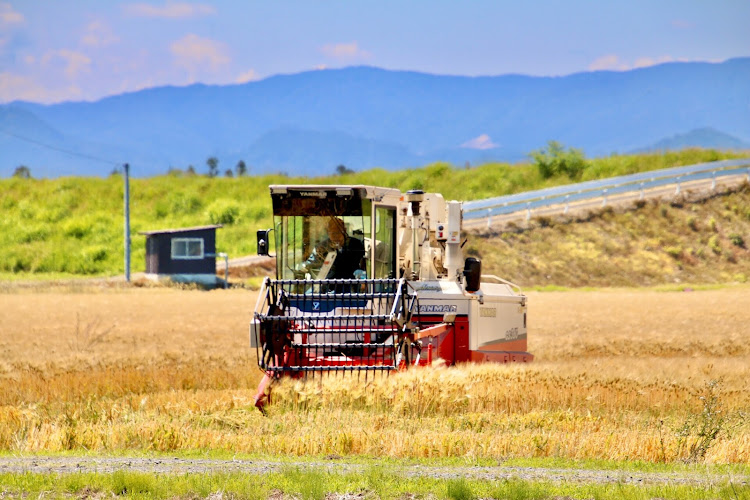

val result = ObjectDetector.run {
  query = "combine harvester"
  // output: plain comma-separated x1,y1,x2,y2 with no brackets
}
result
251,185,531,410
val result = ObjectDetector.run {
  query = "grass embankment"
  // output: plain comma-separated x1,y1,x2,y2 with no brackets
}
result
2,468,748,500
470,182,750,287
0,149,743,277
1,287,748,465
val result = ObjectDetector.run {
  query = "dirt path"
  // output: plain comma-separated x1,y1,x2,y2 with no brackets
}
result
0,457,747,487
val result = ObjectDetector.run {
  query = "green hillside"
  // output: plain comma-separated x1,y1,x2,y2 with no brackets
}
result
0,149,746,282
470,184,750,288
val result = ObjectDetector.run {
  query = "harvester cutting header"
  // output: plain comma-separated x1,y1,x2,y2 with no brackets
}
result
251,185,531,409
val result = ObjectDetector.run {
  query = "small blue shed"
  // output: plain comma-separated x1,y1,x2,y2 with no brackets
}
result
139,225,222,286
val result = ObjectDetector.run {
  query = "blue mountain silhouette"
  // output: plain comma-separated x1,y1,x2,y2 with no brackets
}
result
1,58,748,177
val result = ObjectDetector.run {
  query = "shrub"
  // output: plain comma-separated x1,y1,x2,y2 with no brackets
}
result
83,245,109,263
535,216,553,228
63,219,92,239
465,246,481,257
16,224,49,243
445,478,476,500
426,162,451,178
729,233,745,248
244,204,270,222
0,246,30,272
676,380,727,462
69,246,109,274
1,196,17,209
665,246,682,259
169,192,202,215
109,471,158,496
206,199,240,225
530,140,587,180
154,200,169,219
708,235,721,254
407,177,424,191
17,200,37,220
39,206,71,223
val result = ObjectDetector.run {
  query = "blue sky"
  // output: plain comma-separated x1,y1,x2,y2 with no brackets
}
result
1,1,748,103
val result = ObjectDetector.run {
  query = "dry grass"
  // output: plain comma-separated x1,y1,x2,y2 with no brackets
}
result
469,183,750,287
0,285,748,463
0,287,254,374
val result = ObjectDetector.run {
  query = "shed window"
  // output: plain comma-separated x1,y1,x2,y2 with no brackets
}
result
171,238,204,259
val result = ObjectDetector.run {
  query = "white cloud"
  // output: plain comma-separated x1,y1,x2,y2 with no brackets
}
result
0,72,82,103
41,49,92,79
320,41,372,62
124,2,216,19
588,54,629,71
235,69,259,83
170,34,230,75
632,56,676,69
589,54,685,72
461,134,498,150
0,2,23,54
81,20,119,47
0,72,36,100
0,2,23,25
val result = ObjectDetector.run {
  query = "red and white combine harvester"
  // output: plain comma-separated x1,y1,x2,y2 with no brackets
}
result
251,185,531,410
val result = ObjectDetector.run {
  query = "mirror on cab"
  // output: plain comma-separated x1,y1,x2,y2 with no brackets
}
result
257,229,272,256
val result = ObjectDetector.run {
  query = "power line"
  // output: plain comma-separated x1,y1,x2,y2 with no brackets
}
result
0,127,123,167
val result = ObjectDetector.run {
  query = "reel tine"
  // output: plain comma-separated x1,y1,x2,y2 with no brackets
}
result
256,279,407,381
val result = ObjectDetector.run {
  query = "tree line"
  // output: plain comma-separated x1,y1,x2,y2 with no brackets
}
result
167,158,354,178
11,158,357,179
179,157,249,178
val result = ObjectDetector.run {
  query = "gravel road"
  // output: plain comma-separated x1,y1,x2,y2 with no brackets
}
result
0,457,747,487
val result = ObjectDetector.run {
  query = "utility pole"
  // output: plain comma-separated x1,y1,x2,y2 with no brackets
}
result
124,163,131,282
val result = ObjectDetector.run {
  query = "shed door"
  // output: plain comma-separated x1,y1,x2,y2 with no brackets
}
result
146,238,158,273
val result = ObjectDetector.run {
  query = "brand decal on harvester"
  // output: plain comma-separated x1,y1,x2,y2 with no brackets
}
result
412,283,442,291
419,304,457,313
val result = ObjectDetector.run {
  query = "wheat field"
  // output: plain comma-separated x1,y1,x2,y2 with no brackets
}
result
0,285,748,463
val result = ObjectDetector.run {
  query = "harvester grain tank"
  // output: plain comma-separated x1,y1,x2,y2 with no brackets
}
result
251,185,531,409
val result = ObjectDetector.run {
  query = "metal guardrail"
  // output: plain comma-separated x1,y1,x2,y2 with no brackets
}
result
463,158,750,223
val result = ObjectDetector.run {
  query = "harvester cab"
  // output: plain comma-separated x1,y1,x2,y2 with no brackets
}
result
250,185,531,410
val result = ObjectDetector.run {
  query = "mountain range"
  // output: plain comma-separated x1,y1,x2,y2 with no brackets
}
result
1,58,749,178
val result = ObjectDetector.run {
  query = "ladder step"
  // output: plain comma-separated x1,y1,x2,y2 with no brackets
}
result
291,342,390,348
290,329,396,334
259,315,393,321
264,365,395,372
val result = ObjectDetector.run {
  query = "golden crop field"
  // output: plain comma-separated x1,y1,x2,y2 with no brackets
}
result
0,285,748,463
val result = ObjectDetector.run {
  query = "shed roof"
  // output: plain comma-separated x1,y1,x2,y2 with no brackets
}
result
138,224,223,236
